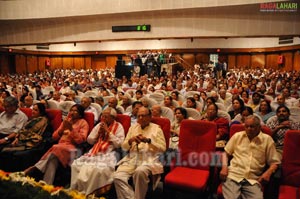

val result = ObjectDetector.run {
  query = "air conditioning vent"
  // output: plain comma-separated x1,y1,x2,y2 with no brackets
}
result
36,44,49,50
279,36,293,45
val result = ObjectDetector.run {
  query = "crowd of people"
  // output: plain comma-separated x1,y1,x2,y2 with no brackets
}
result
0,64,300,198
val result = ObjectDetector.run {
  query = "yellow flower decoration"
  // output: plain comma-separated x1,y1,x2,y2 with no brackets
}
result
0,170,10,181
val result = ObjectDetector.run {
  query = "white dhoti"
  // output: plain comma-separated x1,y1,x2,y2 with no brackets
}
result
70,152,116,195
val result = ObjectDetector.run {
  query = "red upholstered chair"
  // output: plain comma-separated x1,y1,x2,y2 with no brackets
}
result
84,112,95,134
151,117,171,148
116,114,131,135
230,123,272,138
45,109,63,131
77,112,95,153
164,120,217,197
278,130,300,199
20,107,33,118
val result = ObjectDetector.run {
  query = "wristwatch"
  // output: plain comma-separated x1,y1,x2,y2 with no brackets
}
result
4,137,9,141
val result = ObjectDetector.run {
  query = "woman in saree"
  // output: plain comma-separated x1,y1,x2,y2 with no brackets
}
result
24,104,89,185
0,103,49,151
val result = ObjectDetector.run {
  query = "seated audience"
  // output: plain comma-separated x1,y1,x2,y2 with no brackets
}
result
169,107,188,150
202,103,229,141
124,101,143,125
0,96,28,143
114,107,166,199
231,106,254,125
255,100,275,124
162,95,176,111
24,104,89,185
0,90,11,107
266,105,300,159
220,115,281,199
185,96,201,112
70,108,125,195
228,98,245,120
151,104,163,118
1,103,49,152
81,97,99,124
22,95,34,109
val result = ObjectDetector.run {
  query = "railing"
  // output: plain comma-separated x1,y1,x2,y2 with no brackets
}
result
174,56,193,70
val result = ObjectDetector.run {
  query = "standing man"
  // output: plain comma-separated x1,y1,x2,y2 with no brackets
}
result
114,107,166,199
220,115,281,199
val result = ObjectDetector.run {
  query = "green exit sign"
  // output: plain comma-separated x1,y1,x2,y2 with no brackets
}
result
112,25,151,32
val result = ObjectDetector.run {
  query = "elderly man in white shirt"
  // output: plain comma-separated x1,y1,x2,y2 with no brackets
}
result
0,96,28,145
80,96,99,124
114,106,166,199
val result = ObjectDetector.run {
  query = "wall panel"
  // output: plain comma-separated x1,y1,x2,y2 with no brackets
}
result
74,57,85,69
236,55,251,69
38,56,49,71
293,51,300,71
281,52,293,71
266,54,279,70
228,55,236,69
26,55,38,73
85,56,92,69
106,56,118,69
0,54,9,74
50,57,63,70
195,53,209,65
92,56,106,70
15,54,26,74
251,54,265,69
62,57,73,69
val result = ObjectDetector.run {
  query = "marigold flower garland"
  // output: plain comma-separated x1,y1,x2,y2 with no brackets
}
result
0,170,106,199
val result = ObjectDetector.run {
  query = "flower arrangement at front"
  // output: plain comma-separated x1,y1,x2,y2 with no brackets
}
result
0,170,102,199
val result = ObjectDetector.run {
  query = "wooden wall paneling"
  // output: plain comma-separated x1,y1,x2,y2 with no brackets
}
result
195,53,209,65
62,57,73,69
281,52,293,71
106,56,118,69
293,50,300,71
228,55,236,69
26,55,38,73
236,54,251,69
182,54,195,68
38,56,48,71
15,54,26,74
50,57,63,70
92,56,106,70
85,56,92,69
266,54,279,70
0,54,9,74
74,57,85,69
251,54,265,69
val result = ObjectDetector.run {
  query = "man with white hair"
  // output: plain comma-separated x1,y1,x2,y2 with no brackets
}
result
220,115,280,199
114,106,166,199
81,97,99,124
70,107,125,195
0,96,28,145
